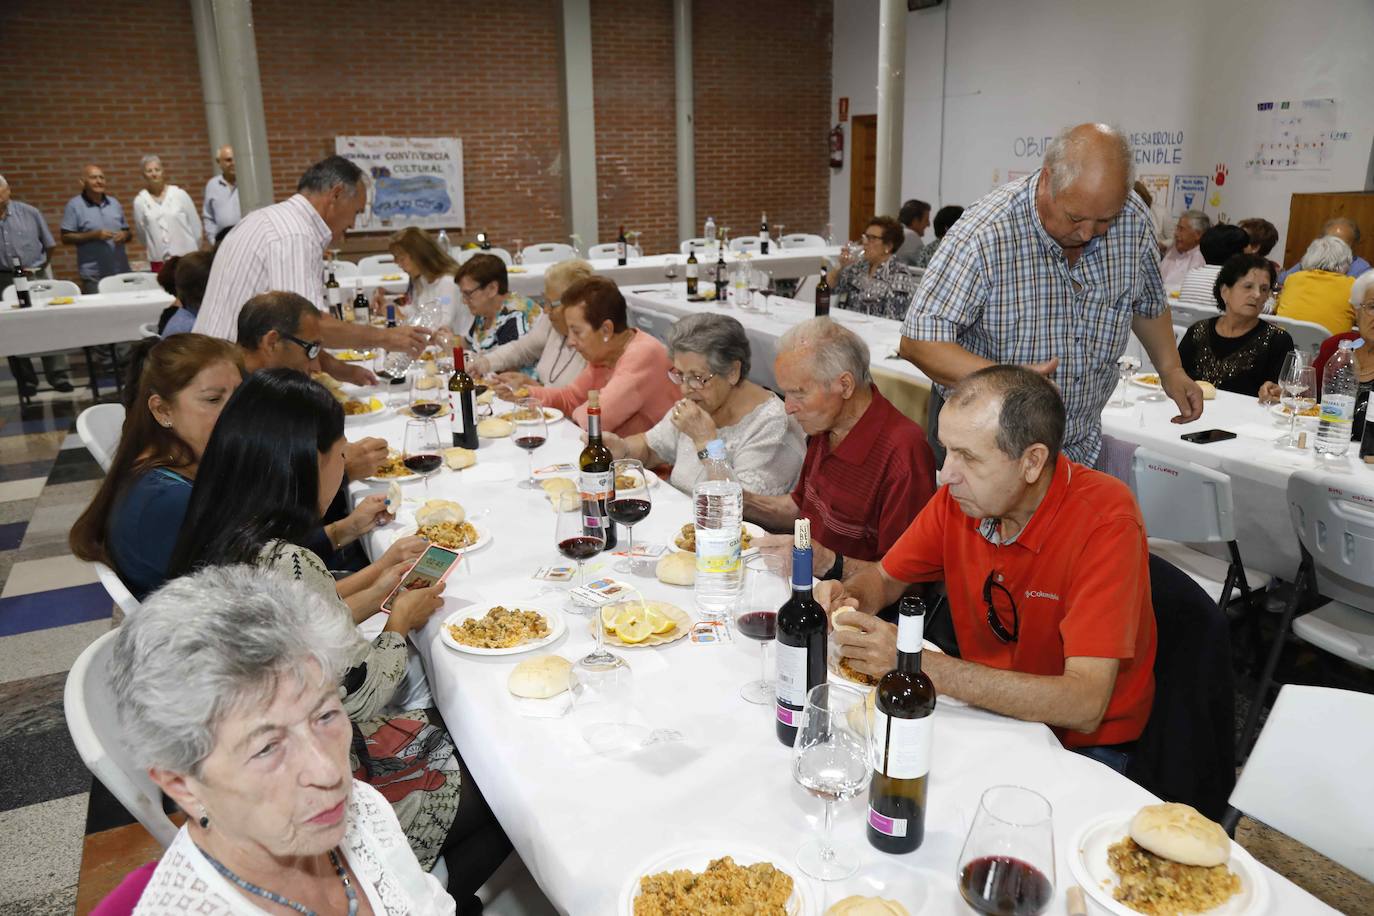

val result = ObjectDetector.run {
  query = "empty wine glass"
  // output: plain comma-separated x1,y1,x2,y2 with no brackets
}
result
569,645,635,754
956,786,1056,916
1278,357,1317,450
1110,354,1140,408
734,554,786,704
609,459,652,573
792,682,870,880
401,419,443,496
554,490,604,613
774,223,786,250
512,238,524,266
663,258,679,297
512,397,548,489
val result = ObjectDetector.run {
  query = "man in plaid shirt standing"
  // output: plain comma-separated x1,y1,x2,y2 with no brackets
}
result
900,123,1203,466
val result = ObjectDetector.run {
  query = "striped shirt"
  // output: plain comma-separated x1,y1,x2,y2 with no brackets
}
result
193,194,332,341
902,170,1166,465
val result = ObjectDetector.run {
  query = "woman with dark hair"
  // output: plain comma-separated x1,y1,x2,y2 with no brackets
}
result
910,204,964,269
520,276,677,434
826,214,920,319
1177,253,1293,399
373,226,467,335
167,370,508,903
456,253,541,363
159,250,213,336
1177,224,1252,308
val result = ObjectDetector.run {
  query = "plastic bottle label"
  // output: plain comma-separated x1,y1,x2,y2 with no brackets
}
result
868,807,907,837
870,710,933,779
1320,394,1355,424
695,528,741,574
775,641,808,711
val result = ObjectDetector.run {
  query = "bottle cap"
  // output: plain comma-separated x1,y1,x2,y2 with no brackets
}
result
706,439,726,460
587,389,600,408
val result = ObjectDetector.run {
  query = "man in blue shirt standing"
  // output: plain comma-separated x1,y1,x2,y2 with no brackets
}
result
60,164,131,294
1,175,71,395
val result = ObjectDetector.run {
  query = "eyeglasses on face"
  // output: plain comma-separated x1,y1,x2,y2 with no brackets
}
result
862,232,885,243
282,332,322,360
667,368,716,389
983,570,1019,643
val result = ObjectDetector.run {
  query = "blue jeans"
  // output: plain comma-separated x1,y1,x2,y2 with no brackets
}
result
1074,743,1135,775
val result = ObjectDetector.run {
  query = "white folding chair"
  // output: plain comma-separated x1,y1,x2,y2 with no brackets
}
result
630,305,678,345
793,273,819,304
96,272,160,294
587,242,641,260
76,403,126,473
729,237,769,254
327,259,359,280
357,254,399,275
2,279,82,303
781,233,827,249
520,243,577,264
455,248,513,266
1224,685,1374,882
1267,314,1337,356
139,322,159,339
1238,470,1374,758
679,238,711,256
93,561,141,618
64,629,179,848
1130,448,1271,618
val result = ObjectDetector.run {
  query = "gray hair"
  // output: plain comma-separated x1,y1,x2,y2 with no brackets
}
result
1349,268,1374,306
667,313,751,382
109,565,360,775
777,317,872,388
0,174,8,188
140,154,162,171
1324,216,1362,244
1041,123,1133,196
1301,235,1353,274
297,155,364,195
1178,210,1211,233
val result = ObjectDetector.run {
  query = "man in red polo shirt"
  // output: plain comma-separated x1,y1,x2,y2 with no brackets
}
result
747,317,937,580
820,365,1155,764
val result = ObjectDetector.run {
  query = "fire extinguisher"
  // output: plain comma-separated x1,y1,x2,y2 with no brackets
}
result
829,125,844,169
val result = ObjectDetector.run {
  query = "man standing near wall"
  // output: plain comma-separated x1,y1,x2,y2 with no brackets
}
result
895,199,931,265
202,145,241,243
900,123,1202,467
1,175,71,394
60,165,131,295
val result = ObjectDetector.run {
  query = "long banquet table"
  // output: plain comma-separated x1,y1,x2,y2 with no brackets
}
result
0,289,174,357
345,398,1334,915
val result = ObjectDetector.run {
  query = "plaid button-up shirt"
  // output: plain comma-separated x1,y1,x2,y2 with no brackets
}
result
903,170,1165,464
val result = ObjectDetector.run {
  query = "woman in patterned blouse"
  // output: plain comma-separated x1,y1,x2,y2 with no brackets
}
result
1177,253,1293,399
457,253,542,373
827,215,922,320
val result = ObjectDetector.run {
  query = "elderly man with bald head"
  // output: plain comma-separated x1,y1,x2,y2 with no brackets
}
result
900,123,1202,466
202,144,241,242
1279,217,1371,283
60,164,131,293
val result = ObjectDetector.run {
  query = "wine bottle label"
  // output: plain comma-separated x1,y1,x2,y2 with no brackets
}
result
870,710,933,779
867,807,908,838
579,470,612,530
774,641,808,718
686,263,698,279
695,527,741,574
14,275,29,293
328,287,341,306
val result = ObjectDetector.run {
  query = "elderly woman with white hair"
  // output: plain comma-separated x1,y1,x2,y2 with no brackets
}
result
470,258,591,388
1276,235,1358,335
132,154,203,271
110,566,457,914
603,313,805,494
1311,269,1374,446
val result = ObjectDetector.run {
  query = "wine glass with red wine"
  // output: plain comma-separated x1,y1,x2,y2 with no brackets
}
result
956,786,1056,916
401,419,443,496
409,365,445,419
608,459,652,573
512,397,548,490
554,490,604,612
734,554,786,704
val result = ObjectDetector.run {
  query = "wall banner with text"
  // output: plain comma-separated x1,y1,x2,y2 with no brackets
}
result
335,136,465,232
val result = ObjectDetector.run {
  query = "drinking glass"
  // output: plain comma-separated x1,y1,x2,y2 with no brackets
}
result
554,490,604,613
774,223,786,250
401,419,443,496
408,365,445,419
609,459,652,573
512,397,549,489
1110,354,1140,408
570,644,634,754
512,238,524,266
1278,360,1317,450
792,682,870,880
663,259,679,297
734,554,786,704
956,786,1056,916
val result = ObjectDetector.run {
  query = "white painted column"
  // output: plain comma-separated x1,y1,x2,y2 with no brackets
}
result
673,0,696,244
558,0,600,249
874,0,907,217
189,0,231,161
211,0,274,214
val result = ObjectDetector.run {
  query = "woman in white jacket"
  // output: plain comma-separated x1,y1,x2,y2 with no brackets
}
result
132,155,202,270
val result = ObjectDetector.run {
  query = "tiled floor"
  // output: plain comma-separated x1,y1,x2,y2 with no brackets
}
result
0,361,1369,915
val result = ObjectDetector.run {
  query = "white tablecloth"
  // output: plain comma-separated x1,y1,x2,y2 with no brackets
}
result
344,404,1333,915
0,290,174,357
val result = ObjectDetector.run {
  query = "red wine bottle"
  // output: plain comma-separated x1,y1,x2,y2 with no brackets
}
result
617,225,628,266
685,248,699,297
714,244,728,301
448,347,478,449
352,280,370,325
775,518,826,746
867,595,936,853
815,268,831,317
578,390,617,550
13,257,33,309
759,212,770,254
325,270,342,321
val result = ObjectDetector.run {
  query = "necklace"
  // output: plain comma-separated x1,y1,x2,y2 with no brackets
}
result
547,335,579,382
198,846,358,916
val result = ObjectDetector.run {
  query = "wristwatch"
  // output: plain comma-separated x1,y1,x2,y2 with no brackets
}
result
696,446,711,461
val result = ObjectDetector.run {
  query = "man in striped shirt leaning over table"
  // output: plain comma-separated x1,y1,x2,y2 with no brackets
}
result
193,156,428,384
900,123,1203,467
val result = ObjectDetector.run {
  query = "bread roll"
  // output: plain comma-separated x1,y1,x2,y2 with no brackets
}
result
826,896,909,916
1197,380,1217,400
540,478,578,511
477,417,514,438
476,389,496,405
1128,802,1230,867
386,481,403,511
444,447,476,470
656,550,696,586
415,499,466,527
508,655,572,699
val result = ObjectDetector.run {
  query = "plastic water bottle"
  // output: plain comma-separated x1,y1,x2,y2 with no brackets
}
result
704,215,717,245
693,439,743,618
1315,339,1360,457
436,229,450,254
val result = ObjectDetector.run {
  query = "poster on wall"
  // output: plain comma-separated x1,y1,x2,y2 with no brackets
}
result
1246,98,1347,173
1170,175,1210,215
334,136,465,231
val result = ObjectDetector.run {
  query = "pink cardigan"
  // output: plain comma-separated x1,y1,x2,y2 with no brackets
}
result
531,330,678,436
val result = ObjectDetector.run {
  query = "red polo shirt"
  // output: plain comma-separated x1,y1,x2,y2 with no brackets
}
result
792,389,937,563
881,454,1155,749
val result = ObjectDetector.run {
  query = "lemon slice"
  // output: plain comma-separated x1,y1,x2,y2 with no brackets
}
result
645,607,674,634
615,612,653,644
600,605,620,633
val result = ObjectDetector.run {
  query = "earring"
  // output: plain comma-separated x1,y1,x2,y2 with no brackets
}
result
198,808,210,829
602,335,609,342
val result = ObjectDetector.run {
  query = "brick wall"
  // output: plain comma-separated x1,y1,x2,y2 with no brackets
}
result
0,0,831,283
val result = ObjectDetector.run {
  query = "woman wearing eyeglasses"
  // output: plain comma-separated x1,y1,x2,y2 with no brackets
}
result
471,258,590,388
827,215,922,320
604,313,805,495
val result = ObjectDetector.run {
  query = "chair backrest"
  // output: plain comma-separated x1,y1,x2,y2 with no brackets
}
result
97,272,160,294
587,242,642,260
77,403,126,473
629,305,678,345
357,254,398,275
781,233,827,249
729,236,767,253
139,321,159,339
456,247,512,266
326,259,359,280
93,561,142,618
1287,470,1374,609
520,243,577,264
64,629,179,848
793,273,819,304
1229,684,1374,882
1130,447,1235,543
679,238,710,256
2,279,83,303
1266,314,1334,355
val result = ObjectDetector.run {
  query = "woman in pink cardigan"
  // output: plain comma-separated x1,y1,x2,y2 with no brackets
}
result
519,275,678,436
